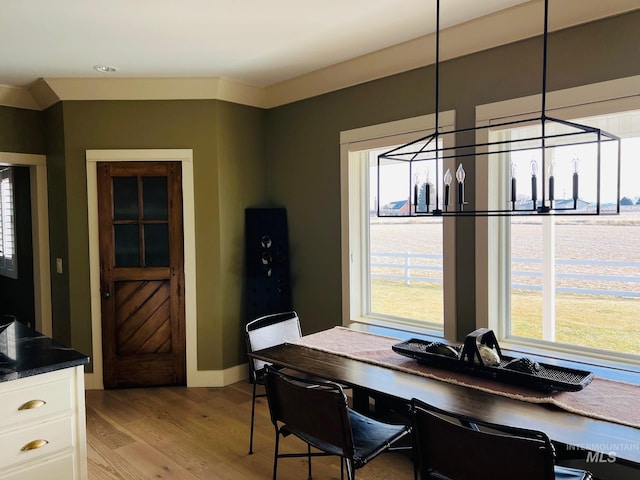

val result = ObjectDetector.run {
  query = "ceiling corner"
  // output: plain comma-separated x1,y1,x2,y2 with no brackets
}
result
29,79,61,110
0,83,43,110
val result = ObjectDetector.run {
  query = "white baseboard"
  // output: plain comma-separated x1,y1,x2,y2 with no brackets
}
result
187,363,249,388
84,363,249,390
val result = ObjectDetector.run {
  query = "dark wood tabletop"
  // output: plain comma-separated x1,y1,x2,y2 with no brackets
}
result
250,342,640,467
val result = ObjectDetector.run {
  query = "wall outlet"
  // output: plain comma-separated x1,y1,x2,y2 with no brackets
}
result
56,258,63,274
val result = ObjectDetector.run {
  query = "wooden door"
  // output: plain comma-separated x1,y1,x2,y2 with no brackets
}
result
97,162,185,388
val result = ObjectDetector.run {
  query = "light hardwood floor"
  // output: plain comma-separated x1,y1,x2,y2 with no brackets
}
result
85,381,414,479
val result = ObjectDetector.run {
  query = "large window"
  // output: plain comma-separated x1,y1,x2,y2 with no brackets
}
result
0,167,17,279
477,77,640,364
341,113,457,336
369,148,444,325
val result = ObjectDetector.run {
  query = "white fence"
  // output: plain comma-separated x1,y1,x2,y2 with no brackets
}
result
371,252,640,298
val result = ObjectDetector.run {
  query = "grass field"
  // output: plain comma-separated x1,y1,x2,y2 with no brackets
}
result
371,280,639,355
511,290,639,354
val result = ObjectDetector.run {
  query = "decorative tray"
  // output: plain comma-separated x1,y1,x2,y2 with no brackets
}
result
392,328,594,392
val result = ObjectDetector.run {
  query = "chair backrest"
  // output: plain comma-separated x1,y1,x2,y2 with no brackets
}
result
411,398,556,480
246,311,302,378
264,365,354,458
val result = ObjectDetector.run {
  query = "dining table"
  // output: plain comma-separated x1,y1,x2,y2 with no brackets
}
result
248,326,640,469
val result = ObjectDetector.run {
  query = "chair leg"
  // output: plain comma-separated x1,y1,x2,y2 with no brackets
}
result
307,443,312,480
272,431,280,480
249,382,257,454
345,459,355,480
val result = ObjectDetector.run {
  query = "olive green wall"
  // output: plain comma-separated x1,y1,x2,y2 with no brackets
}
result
266,11,640,340
53,99,266,371
44,103,72,345
0,105,45,154
214,102,271,369
215,101,270,366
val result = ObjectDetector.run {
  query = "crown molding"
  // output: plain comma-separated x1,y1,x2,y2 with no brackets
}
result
29,76,267,110
0,84,41,110
2,0,637,111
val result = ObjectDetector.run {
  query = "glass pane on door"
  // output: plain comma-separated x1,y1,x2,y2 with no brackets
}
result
113,177,139,220
114,224,140,267
144,224,169,266
142,176,168,220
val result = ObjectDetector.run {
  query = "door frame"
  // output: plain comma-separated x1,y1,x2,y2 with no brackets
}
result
86,149,197,389
0,152,51,336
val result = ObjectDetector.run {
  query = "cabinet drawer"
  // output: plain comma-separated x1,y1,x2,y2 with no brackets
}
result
0,374,72,429
0,451,76,480
0,415,74,468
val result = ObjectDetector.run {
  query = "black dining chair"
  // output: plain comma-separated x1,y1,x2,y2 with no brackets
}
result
245,310,305,454
264,365,411,480
410,398,593,480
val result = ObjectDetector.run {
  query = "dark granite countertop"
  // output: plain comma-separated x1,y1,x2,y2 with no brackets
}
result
0,319,90,383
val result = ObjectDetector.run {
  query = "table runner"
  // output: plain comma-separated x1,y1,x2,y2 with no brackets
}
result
291,327,640,430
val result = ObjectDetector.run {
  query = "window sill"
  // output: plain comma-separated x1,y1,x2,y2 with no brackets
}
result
498,339,640,385
347,317,443,342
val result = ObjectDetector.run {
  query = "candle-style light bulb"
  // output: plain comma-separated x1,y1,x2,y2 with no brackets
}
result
425,170,431,211
444,168,452,186
548,160,556,203
572,157,580,204
510,162,517,207
443,168,452,209
530,159,538,209
455,164,465,207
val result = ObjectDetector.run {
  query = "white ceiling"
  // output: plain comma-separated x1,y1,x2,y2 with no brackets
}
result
1,0,533,88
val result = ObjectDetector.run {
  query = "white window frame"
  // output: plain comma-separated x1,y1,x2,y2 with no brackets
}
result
475,75,640,366
0,166,18,279
340,111,458,339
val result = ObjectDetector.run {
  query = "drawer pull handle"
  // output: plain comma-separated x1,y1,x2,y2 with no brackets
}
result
18,399,47,410
21,439,49,451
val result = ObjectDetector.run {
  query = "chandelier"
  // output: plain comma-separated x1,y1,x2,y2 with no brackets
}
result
377,0,621,217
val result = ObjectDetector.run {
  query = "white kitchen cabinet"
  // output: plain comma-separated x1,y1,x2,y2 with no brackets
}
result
0,366,87,480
